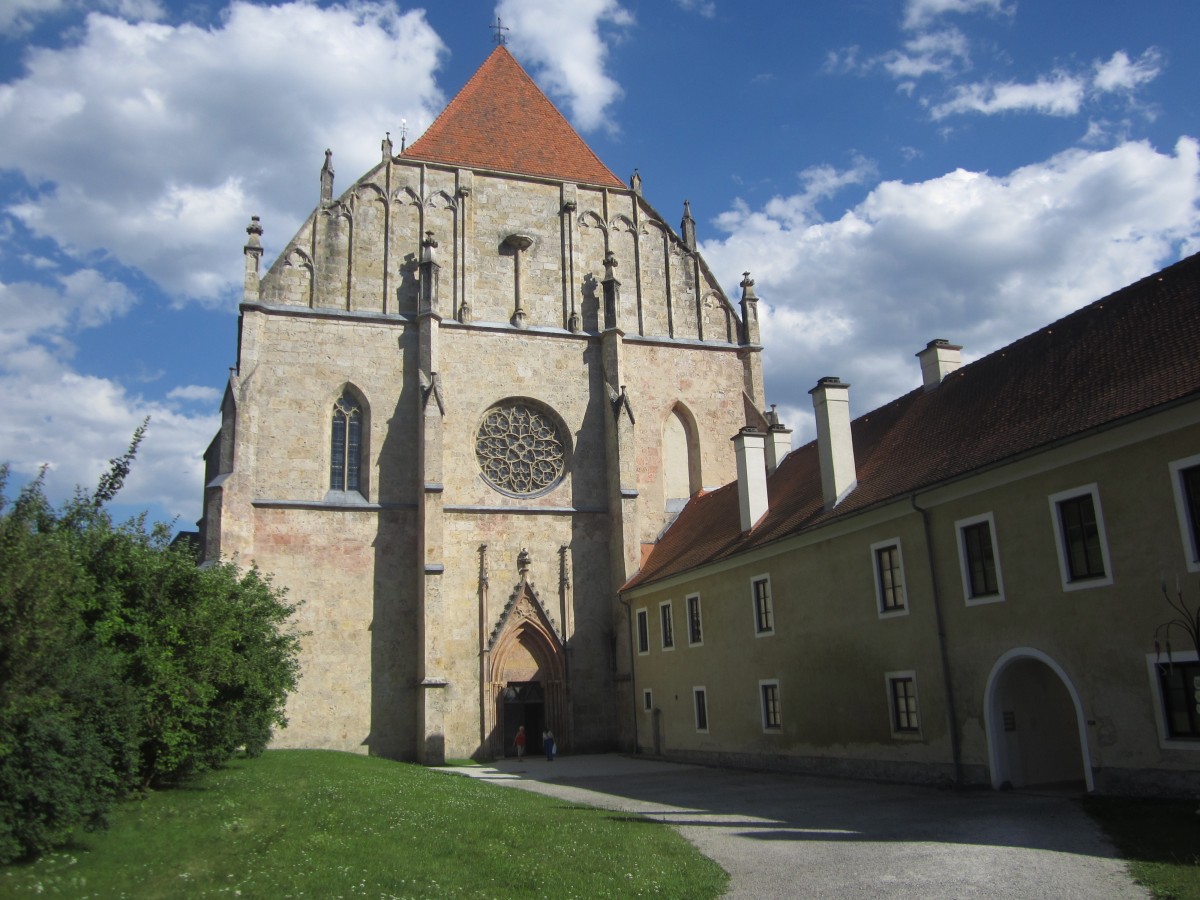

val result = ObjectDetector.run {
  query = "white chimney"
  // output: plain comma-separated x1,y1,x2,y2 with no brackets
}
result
916,339,962,391
731,427,768,532
764,404,792,475
809,377,856,509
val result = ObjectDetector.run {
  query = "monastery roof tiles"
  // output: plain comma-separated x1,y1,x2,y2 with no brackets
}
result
403,46,626,190
627,251,1200,590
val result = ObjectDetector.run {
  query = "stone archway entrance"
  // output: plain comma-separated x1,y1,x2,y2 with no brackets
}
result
984,648,1093,791
486,582,567,758
501,681,544,756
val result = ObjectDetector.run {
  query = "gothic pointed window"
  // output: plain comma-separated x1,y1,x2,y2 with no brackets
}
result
662,404,701,512
330,392,363,493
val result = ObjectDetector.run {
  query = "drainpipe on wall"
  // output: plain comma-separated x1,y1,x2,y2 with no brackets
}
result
617,592,640,754
912,493,963,787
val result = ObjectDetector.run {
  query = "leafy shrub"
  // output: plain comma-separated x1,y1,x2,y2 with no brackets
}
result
0,429,302,862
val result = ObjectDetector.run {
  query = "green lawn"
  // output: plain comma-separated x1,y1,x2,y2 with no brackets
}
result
1085,796,1200,900
1,750,728,898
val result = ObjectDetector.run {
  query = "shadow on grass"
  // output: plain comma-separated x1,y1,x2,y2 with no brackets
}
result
1083,797,1200,866
603,815,664,826
1083,796,1200,900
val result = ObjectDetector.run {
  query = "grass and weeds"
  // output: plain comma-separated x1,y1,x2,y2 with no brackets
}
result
1085,795,1200,900
1,750,728,898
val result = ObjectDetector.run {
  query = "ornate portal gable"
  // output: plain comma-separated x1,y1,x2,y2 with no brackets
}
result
489,576,563,650
485,563,569,758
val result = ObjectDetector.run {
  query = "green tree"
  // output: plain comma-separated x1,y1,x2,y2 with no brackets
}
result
0,467,140,862
0,429,302,862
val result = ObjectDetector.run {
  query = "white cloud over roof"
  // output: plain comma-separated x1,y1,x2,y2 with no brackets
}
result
0,2,447,304
495,0,632,134
702,138,1200,432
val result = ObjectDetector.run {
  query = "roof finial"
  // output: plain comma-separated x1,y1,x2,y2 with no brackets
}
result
490,16,509,45
320,149,334,206
681,199,697,251
399,118,408,153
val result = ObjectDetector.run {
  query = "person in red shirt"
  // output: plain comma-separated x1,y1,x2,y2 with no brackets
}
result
513,725,526,759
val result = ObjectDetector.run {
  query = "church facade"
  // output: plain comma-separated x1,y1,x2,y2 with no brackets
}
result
199,47,765,764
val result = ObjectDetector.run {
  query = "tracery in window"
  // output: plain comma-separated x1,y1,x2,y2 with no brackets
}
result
330,392,363,493
476,401,567,496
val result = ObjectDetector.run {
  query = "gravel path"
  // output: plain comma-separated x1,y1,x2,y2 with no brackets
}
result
440,754,1147,899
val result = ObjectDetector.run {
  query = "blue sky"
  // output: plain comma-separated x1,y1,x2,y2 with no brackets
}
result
1,0,1197,529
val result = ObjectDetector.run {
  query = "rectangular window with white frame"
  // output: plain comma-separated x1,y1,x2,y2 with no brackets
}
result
693,686,709,732
643,688,653,712
659,600,675,650
1169,454,1200,572
955,513,1004,605
751,575,774,636
636,608,649,655
1146,651,1200,749
871,538,908,617
886,671,921,736
760,679,781,731
686,593,703,646
1049,484,1113,590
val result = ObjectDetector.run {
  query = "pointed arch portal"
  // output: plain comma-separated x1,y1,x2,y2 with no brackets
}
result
486,582,567,758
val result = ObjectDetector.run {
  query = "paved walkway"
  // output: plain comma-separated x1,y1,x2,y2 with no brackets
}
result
438,754,1146,899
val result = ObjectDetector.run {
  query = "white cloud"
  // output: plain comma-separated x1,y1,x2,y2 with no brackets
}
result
0,268,136,362
700,138,1200,433
929,50,1164,121
674,0,715,17
0,0,163,35
1093,49,1163,93
167,384,222,403
930,72,1086,119
0,0,66,34
823,46,862,75
881,27,971,79
496,0,633,134
0,2,447,305
838,2,1161,126
0,366,218,522
755,157,879,228
902,0,1012,31
0,273,216,520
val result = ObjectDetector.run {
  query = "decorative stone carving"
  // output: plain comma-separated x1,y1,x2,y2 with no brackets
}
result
475,401,567,496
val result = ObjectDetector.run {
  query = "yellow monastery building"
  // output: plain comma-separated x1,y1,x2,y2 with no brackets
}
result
624,254,1200,795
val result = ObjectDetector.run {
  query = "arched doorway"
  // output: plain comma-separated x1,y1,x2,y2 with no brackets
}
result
487,583,566,758
984,648,1093,791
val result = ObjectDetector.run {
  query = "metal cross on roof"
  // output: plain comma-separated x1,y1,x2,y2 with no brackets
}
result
490,16,509,45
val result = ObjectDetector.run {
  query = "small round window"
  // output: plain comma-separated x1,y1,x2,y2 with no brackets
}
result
476,400,568,497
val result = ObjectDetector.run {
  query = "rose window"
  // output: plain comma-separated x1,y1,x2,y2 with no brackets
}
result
476,402,567,496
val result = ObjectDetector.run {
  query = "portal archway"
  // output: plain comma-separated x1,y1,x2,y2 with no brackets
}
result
486,583,566,758
984,648,1093,791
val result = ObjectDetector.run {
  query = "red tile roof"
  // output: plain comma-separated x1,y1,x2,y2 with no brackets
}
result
627,252,1200,590
403,47,626,190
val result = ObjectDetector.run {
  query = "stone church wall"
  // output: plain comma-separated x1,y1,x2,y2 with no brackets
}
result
260,158,741,348
250,506,419,759
211,127,763,760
